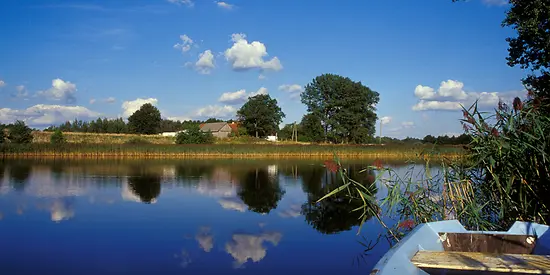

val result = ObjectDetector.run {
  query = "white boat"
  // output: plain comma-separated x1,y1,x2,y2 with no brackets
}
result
371,220,550,275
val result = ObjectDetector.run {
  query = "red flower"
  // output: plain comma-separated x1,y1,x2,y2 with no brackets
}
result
491,128,499,137
398,219,415,230
373,159,383,169
323,160,339,173
462,110,469,119
513,97,523,111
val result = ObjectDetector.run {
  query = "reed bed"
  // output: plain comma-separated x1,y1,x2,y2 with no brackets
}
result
0,143,463,159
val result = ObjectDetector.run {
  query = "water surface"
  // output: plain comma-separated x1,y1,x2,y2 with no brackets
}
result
0,158,426,274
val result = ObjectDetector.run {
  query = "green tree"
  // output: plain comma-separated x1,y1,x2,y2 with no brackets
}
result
50,129,66,145
301,74,380,144
8,120,33,144
127,103,162,135
300,113,324,143
0,124,6,144
237,168,285,214
237,94,285,138
175,125,215,144
205,118,224,123
504,0,550,99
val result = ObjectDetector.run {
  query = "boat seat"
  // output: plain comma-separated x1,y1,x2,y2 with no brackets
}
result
412,251,550,274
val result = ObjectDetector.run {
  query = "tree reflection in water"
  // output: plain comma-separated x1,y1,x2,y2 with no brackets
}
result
0,161,5,187
127,168,162,204
8,163,32,192
301,164,378,235
237,168,285,214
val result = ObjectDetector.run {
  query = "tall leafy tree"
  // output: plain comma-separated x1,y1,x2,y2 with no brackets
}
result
301,74,379,144
7,120,33,144
127,103,162,135
237,94,285,138
503,0,550,99
300,113,324,143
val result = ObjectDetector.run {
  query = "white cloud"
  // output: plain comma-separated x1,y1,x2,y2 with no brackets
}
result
216,1,234,9
196,227,214,252
412,80,524,111
278,84,303,99
225,232,282,268
51,199,74,223
89,98,96,104
195,105,236,118
105,97,116,103
258,74,266,80
174,34,194,53
0,80,5,87
167,115,193,122
219,89,248,105
412,100,462,111
218,87,268,105
36,78,77,103
379,116,392,125
250,87,268,97
195,50,215,74
0,104,99,126
401,121,415,128
482,0,508,6
168,0,194,7
13,85,29,99
219,197,247,212
121,98,158,118
414,80,467,100
278,204,301,218
224,33,283,71
414,85,435,100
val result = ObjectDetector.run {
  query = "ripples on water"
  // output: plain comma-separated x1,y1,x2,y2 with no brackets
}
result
0,159,428,275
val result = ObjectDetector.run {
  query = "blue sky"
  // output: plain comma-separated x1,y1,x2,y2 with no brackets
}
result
0,0,526,138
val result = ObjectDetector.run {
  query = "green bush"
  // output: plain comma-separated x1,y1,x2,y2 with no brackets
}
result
50,129,66,145
7,120,33,144
175,126,215,144
124,137,152,145
0,124,6,144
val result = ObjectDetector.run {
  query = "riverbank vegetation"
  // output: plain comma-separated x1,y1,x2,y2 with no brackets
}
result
0,142,464,159
319,0,550,246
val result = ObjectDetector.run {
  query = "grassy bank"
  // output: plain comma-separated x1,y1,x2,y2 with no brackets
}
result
32,131,175,144
0,143,464,159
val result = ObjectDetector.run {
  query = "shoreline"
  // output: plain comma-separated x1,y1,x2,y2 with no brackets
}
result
0,152,463,159
0,143,464,160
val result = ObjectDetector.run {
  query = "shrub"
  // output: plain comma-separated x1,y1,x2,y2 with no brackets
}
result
124,137,152,145
0,124,6,144
175,126,215,144
7,120,33,144
50,129,66,145
460,95,550,227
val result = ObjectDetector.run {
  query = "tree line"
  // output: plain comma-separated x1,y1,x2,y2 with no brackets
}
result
38,73,380,144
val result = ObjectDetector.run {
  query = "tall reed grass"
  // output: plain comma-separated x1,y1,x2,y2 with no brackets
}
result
0,142,464,159
318,95,550,246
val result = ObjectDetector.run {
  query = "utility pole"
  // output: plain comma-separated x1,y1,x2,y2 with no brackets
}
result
294,122,298,142
379,120,382,144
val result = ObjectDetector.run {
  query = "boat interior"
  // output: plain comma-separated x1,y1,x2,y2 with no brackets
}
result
411,232,550,275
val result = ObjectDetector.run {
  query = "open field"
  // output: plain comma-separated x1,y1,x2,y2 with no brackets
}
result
32,131,176,145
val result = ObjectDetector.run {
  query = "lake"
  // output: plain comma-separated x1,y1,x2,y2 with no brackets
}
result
0,158,430,274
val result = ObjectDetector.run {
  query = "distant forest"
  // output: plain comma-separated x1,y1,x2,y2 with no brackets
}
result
42,117,470,145
44,117,228,134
